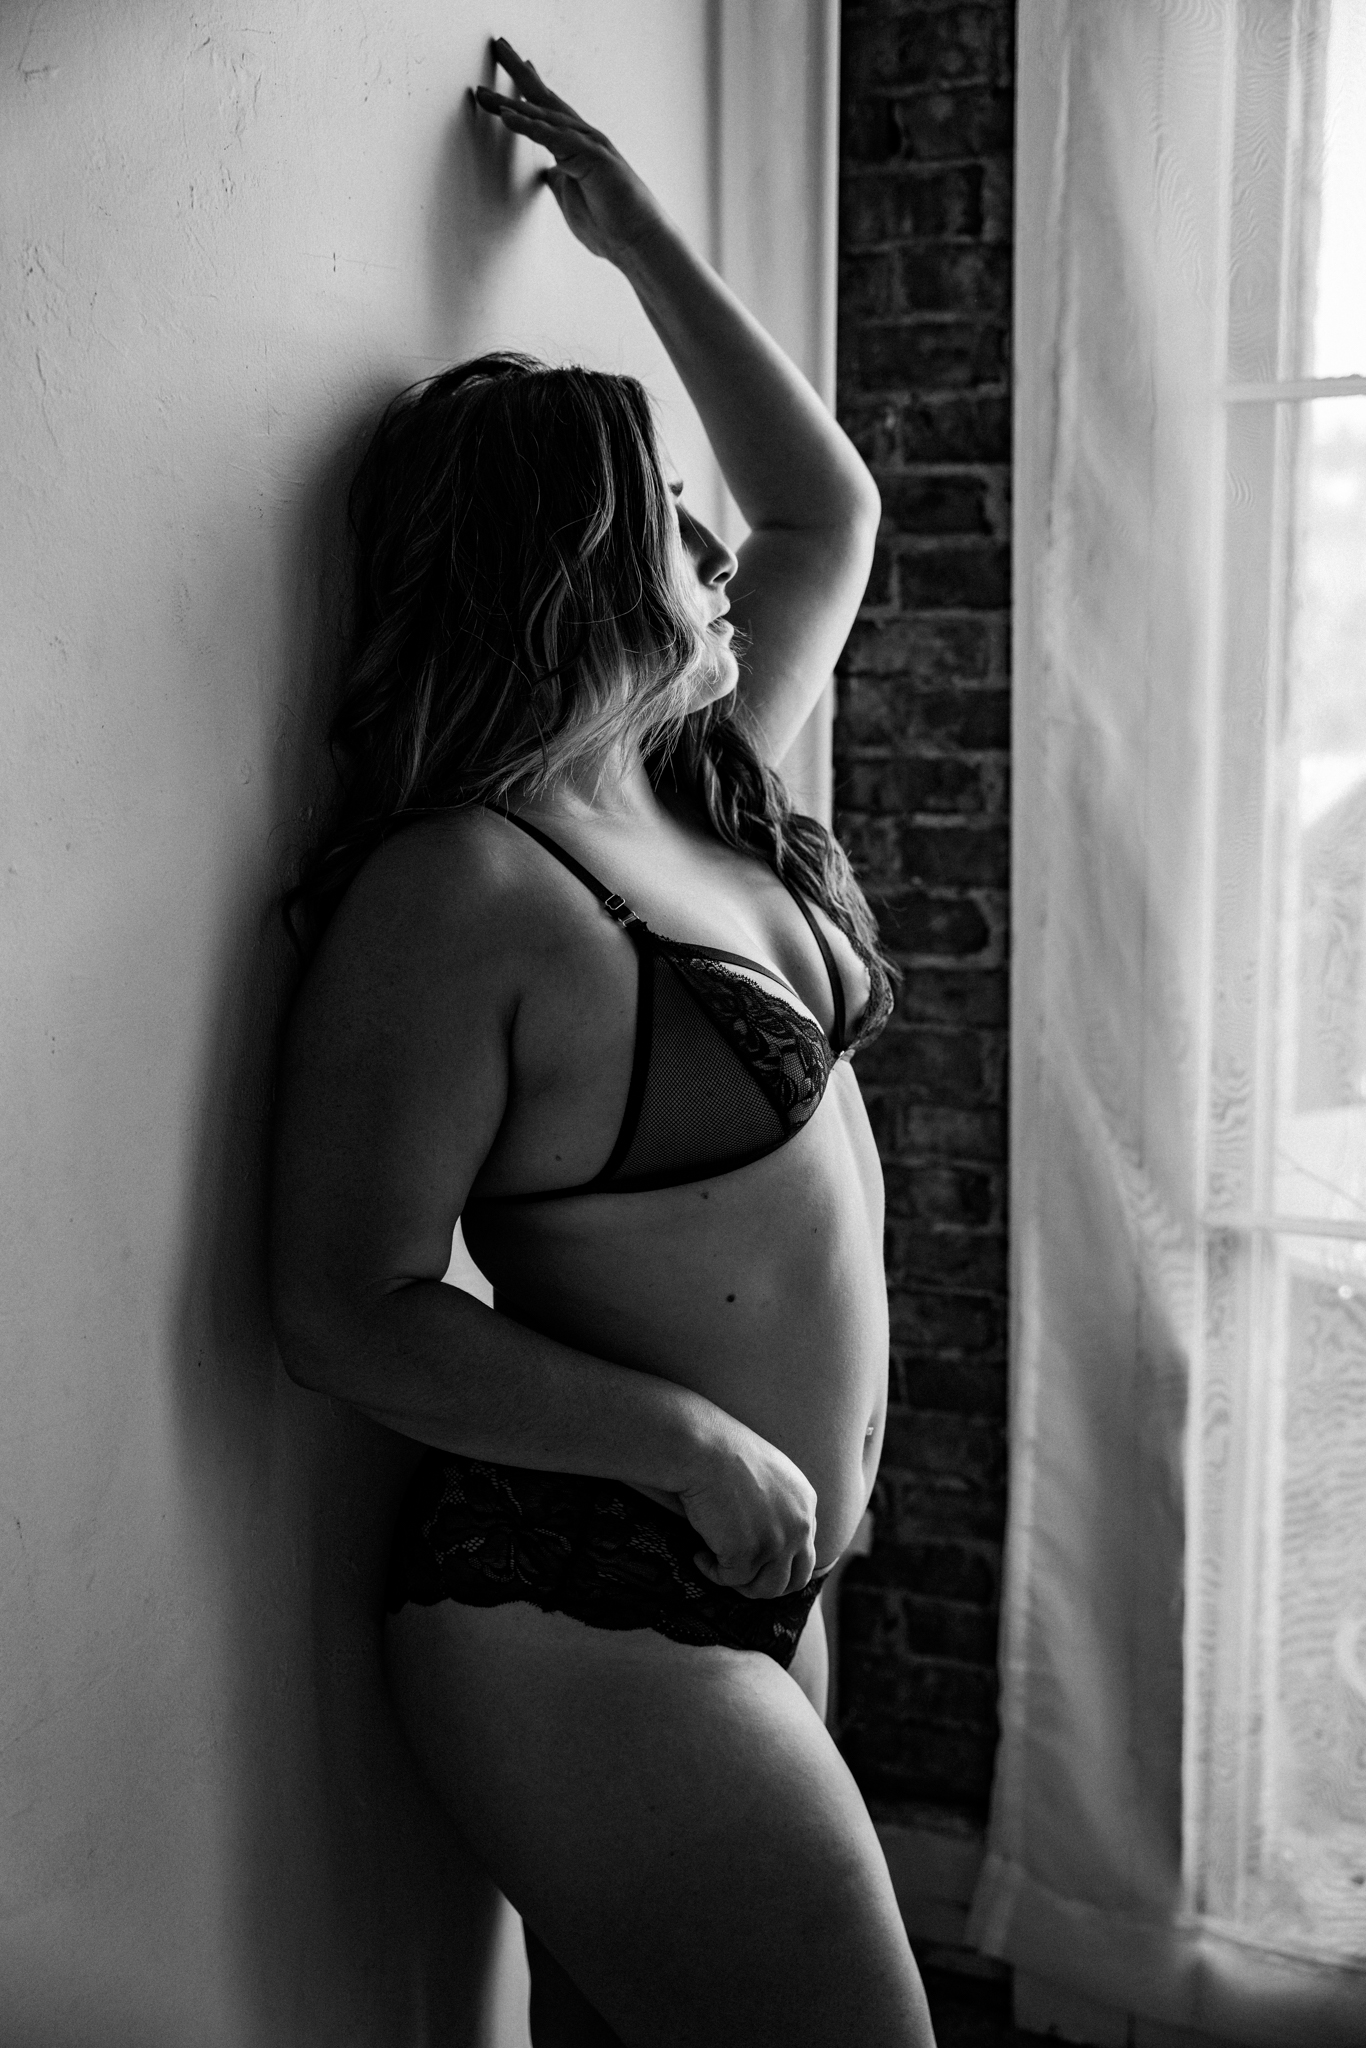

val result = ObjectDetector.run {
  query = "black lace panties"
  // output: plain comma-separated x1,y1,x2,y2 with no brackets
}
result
385,1450,825,1669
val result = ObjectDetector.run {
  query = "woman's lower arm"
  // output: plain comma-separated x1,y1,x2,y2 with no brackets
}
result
283,1278,724,1498
619,213,878,534
282,1276,819,1595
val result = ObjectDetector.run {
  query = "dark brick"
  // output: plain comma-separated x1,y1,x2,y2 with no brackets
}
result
882,1407,1007,1489
837,679,1010,750
897,243,1012,317
843,87,1014,169
875,1466,1008,1542
878,1477,1005,1544
839,812,905,884
835,0,1014,1834
842,164,987,245
893,967,1008,1027
843,94,903,165
877,1492,1007,1563
893,1354,1008,1416
878,1103,1007,1164
850,318,1007,391
885,1223,1006,1292
840,173,896,249
878,468,996,535
884,1159,1003,1229
868,1091,980,1160
862,540,897,608
857,1532,1000,1606
837,701,987,773
841,397,907,466
840,754,1007,818
899,819,1009,884
876,887,992,959
841,1713,998,1814
860,1652,998,1731
899,390,1012,460
856,1023,1005,1102
895,540,1011,609
845,7,1013,94
860,1089,900,1155
892,86,1014,163
844,1586,1001,1666
838,247,899,320
840,613,1001,685
841,240,1012,324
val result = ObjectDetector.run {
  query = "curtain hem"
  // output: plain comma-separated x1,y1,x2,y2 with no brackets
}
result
969,1851,1366,2047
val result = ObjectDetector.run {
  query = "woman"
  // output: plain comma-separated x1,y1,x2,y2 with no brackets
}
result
269,39,935,2048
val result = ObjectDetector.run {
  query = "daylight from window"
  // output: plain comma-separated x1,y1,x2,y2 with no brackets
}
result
1195,0,1366,1959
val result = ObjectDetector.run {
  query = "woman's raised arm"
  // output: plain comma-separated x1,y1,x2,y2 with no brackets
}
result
474,39,881,766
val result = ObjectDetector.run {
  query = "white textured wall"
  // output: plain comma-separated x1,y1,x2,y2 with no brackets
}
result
0,5,718,2042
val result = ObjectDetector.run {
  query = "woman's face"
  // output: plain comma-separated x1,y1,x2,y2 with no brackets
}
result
664,461,739,708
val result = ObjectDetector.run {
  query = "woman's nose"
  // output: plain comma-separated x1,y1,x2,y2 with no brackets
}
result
683,510,737,586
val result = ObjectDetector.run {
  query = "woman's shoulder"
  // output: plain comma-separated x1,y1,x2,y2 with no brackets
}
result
304,805,554,1005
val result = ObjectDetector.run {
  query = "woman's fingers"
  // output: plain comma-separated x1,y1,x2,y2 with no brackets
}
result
737,1554,809,1602
491,36,573,113
474,88,608,163
486,40,615,147
693,1534,817,1602
475,87,577,127
476,98,585,157
785,1536,819,1596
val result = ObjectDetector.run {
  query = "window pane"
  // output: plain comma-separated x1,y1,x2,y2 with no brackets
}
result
1311,0,1366,377
1193,1228,1366,1945
1190,2,1366,1972
1276,399,1366,1222
1269,1238,1366,1949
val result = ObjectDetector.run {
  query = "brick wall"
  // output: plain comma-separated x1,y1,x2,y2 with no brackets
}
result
834,0,1014,1824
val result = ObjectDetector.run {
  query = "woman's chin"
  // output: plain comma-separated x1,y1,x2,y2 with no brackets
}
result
695,651,739,707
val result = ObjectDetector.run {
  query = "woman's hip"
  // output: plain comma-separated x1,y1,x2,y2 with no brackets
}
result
385,1446,827,1669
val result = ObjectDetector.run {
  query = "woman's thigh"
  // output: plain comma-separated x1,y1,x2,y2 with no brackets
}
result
384,1600,933,2048
788,1594,829,1720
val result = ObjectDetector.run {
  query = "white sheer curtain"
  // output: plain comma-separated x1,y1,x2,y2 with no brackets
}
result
712,0,840,825
971,4,1366,2040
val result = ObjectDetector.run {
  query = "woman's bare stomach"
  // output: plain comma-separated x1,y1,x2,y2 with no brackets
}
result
463,1065,888,1569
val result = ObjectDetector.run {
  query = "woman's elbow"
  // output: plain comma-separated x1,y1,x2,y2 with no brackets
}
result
268,1273,355,1395
846,467,882,540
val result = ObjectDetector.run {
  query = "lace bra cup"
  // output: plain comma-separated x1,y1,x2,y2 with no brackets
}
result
472,809,894,1202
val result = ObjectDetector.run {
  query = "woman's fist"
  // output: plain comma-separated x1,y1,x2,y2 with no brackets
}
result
672,1411,819,1602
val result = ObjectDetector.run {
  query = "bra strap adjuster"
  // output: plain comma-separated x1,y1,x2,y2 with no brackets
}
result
602,892,644,931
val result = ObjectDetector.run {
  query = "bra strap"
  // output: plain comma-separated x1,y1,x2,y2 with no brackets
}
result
489,808,647,932
778,876,847,1053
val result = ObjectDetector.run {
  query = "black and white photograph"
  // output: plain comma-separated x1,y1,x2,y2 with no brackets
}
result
2,4,1363,2043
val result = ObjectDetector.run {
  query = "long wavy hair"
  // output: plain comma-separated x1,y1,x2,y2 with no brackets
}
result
285,353,892,985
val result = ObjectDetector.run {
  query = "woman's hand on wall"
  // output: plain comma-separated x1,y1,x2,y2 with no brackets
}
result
474,40,665,266
474,33,881,769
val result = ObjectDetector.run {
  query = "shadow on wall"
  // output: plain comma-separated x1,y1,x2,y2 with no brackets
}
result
167,91,533,2048
428,65,543,334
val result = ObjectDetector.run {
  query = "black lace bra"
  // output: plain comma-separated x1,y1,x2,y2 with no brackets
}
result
467,808,893,1202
